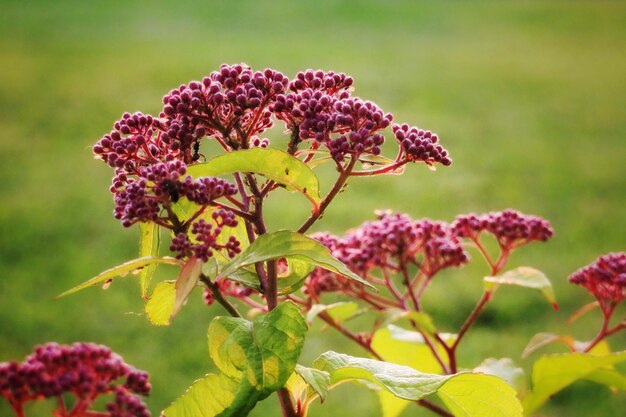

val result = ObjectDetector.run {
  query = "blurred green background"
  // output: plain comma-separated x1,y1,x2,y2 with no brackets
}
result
1,1,625,416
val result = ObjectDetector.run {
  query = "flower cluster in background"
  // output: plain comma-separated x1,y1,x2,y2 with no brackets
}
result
570,252,626,310
0,343,151,417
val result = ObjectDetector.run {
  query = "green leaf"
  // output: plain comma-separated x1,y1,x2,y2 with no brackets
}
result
162,373,242,417
277,256,316,295
371,325,453,417
163,302,308,417
522,350,626,415
437,373,523,417
372,325,454,373
310,352,523,417
57,256,181,298
473,358,526,396
312,351,450,401
170,257,203,321
186,148,321,209
294,364,330,401
484,266,558,310
584,368,626,391
145,281,175,326
219,230,375,290
306,302,363,325
139,222,160,298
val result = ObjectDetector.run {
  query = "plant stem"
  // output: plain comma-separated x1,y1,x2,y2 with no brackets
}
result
470,236,496,271
318,311,382,360
277,388,299,417
266,260,279,310
583,306,624,352
400,260,420,311
349,159,408,176
298,157,356,234
200,275,242,318
417,400,454,417
448,291,492,373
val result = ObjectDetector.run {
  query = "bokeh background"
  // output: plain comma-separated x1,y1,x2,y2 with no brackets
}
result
1,1,625,416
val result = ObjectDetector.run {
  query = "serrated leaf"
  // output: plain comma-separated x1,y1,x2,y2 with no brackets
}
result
522,350,626,414
473,358,526,396
163,302,307,417
437,373,523,417
171,257,203,321
312,351,450,401
186,148,321,209
139,222,160,298
145,281,175,326
484,266,558,310
310,352,523,417
219,230,375,290
307,302,362,325
57,256,181,298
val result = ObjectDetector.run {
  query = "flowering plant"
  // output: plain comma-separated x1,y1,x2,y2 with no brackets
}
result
3,65,624,417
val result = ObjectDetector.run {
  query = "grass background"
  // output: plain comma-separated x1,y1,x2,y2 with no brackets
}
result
0,0,625,416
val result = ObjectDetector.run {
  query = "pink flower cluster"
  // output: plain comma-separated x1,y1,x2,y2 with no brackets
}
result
170,209,242,262
0,342,150,417
160,64,288,158
451,209,553,250
305,212,468,297
112,161,237,228
569,252,626,308
273,69,449,164
94,65,455,265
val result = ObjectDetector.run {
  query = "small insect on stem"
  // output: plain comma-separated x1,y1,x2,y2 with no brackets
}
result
162,179,180,203
192,141,201,161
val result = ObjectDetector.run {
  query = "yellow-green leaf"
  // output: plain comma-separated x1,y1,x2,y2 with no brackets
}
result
145,281,175,326
163,302,308,417
437,373,523,417
219,230,375,290
309,351,523,417
57,256,181,298
186,148,321,209
139,222,160,298
473,358,526,396
306,302,363,325
371,325,453,417
484,267,558,310
523,350,626,415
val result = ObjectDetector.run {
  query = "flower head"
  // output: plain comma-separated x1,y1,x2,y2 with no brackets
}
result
0,342,150,417
452,209,553,250
569,252,626,309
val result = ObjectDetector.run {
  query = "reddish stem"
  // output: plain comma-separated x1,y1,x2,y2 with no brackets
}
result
298,156,357,234
400,260,420,311
349,159,408,176
583,306,624,352
448,291,493,373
